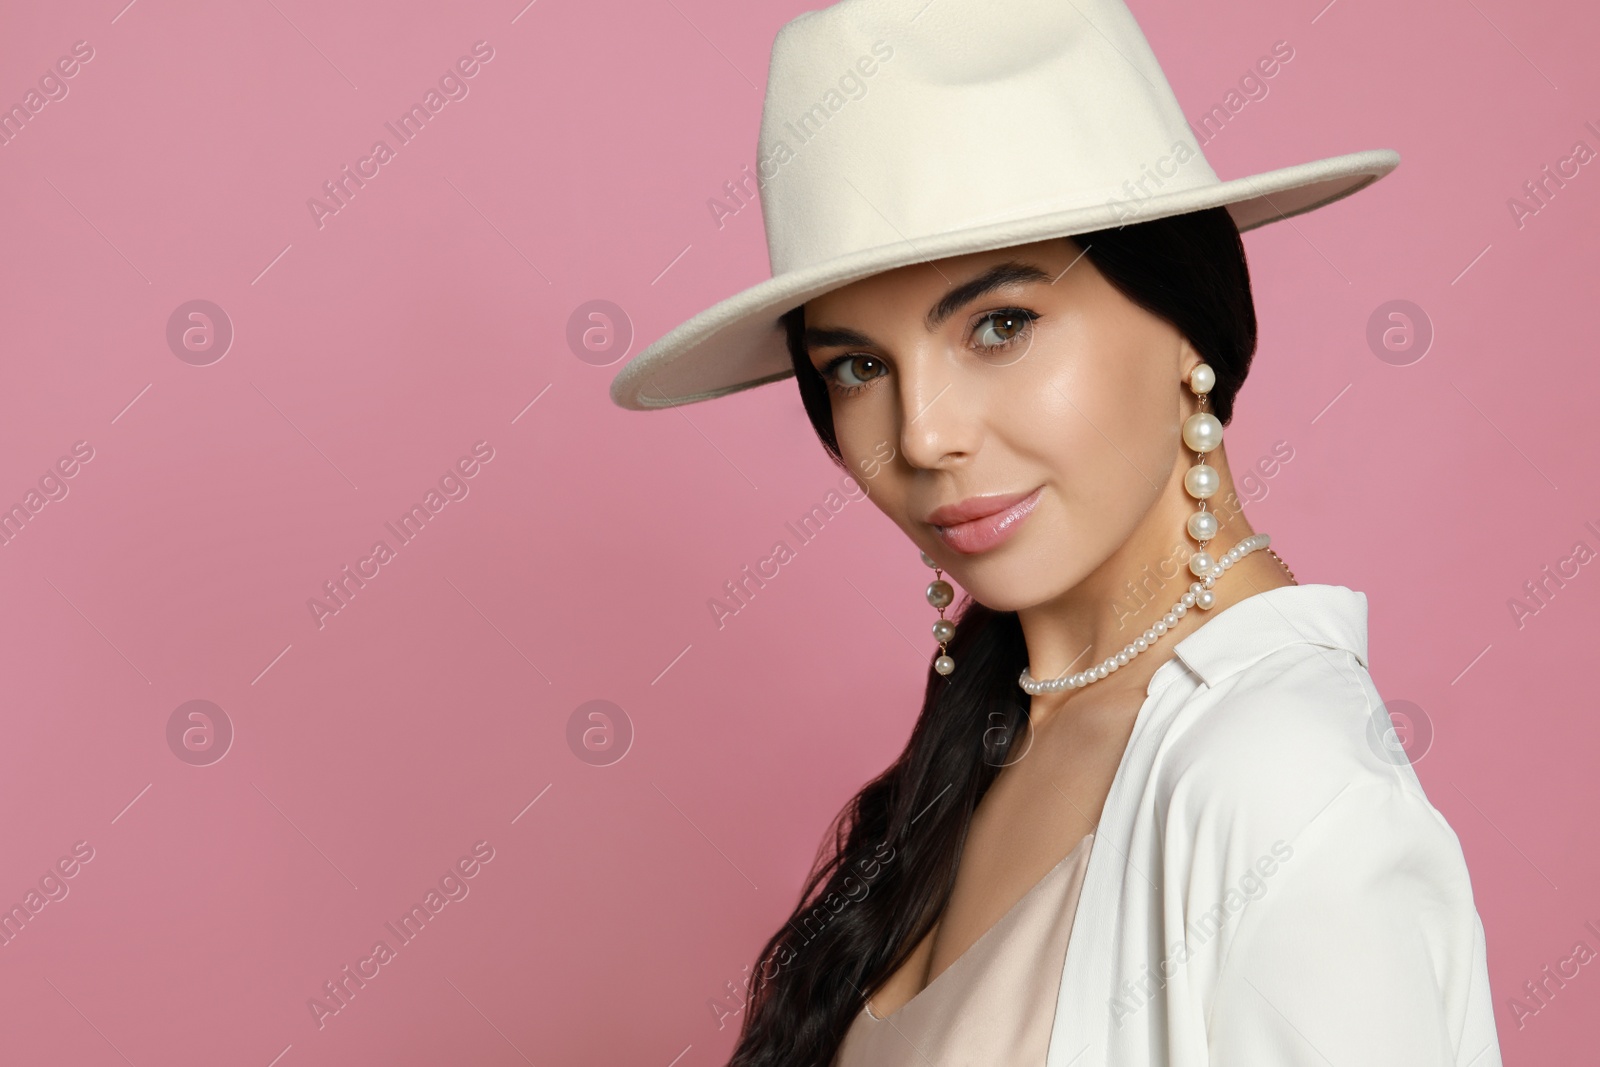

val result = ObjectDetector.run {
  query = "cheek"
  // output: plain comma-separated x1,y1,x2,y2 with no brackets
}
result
1061,332,1174,456
1010,336,1175,498
833,408,911,512
832,407,880,477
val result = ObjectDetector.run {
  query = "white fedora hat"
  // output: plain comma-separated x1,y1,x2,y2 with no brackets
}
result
609,0,1399,411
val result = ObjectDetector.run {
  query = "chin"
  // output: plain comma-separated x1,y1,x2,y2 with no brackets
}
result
953,565,1069,615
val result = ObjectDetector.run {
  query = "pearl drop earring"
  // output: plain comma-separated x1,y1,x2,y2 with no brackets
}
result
1018,362,1285,696
1181,362,1297,583
1182,361,1224,602
921,550,956,676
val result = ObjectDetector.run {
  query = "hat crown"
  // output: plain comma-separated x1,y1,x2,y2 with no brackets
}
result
755,0,1219,276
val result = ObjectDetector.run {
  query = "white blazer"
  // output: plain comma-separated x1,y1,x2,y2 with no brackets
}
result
1045,583,1502,1066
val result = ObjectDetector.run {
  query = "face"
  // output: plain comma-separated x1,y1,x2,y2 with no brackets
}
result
801,237,1206,613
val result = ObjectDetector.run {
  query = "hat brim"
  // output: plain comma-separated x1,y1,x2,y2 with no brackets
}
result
610,148,1399,411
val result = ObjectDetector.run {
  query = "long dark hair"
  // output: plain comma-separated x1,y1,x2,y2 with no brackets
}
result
727,206,1257,1067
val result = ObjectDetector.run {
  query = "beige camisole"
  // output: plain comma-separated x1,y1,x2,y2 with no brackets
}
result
833,831,1095,1066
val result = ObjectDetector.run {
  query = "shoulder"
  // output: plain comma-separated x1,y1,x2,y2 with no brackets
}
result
1151,642,1450,855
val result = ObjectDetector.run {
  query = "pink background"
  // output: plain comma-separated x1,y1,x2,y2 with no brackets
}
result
0,0,1594,1063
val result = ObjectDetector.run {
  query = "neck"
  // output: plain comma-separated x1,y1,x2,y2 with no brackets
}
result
1014,447,1294,718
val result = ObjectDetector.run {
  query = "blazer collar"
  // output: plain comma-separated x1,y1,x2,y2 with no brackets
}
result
1149,583,1369,692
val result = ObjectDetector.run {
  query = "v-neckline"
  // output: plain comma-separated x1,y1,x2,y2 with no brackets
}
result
864,829,1095,1022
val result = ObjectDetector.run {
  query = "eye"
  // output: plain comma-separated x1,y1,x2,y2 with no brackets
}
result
819,353,888,395
972,308,1037,351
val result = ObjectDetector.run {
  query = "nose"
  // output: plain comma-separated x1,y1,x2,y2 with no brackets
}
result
896,341,979,470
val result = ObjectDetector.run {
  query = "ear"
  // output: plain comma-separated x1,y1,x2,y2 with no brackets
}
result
1176,335,1204,384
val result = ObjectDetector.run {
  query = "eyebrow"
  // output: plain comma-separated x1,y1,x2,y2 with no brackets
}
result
802,260,1055,352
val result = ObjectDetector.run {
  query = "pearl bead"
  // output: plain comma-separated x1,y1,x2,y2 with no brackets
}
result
1016,534,1273,697
926,580,953,609
1183,412,1223,453
932,619,955,643
920,550,937,568
1187,510,1218,541
934,655,954,675
1184,464,1219,500
1188,551,1214,576
1188,363,1216,395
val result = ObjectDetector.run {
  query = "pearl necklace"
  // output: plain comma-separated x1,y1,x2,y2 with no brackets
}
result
1018,533,1287,696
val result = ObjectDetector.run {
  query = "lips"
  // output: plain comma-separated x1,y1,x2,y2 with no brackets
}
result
926,486,1042,555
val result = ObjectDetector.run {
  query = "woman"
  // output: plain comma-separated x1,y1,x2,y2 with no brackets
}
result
609,1,1503,1064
